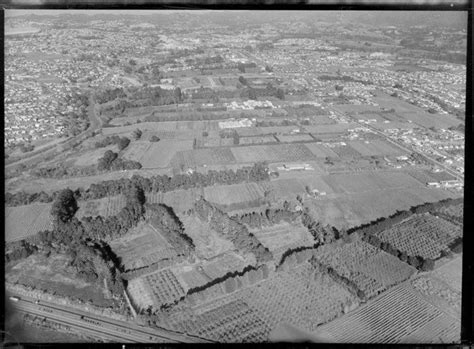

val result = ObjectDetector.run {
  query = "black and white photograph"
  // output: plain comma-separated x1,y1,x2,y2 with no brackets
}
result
3,9,468,344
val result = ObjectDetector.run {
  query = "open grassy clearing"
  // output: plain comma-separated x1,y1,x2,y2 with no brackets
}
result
371,121,419,131
127,140,194,169
203,182,266,209
375,214,462,260
6,253,114,307
180,214,235,260
251,223,314,262
6,204,53,242
109,222,176,271
73,144,118,167
230,144,315,163
347,140,405,157
314,280,454,343
173,266,211,290
304,186,455,230
171,148,237,169
322,171,425,195
76,195,125,218
146,188,203,213
201,252,249,280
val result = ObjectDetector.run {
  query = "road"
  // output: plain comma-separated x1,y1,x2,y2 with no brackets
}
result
328,106,463,181
9,294,212,343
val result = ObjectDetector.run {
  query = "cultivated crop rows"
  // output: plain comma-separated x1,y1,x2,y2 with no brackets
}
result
189,299,271,342
278,134,314,143
313,238,414,298
412,276,461,315
143,268,186,307
375,214,462,259
316,282,444,343
5,204,54,242
398,314,460,344
237,263,357,334
304,143,339,158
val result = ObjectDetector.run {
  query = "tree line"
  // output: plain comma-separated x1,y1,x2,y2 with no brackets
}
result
193,198,273,264
6,162,270,207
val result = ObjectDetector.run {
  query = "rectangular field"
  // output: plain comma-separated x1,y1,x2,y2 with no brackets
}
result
375,214,462,260
315,281,454,343
109,222,176,271
138,140,194,168
277,134,314,143
180,214,235,260
171,148,236,169
304,143,339,158
201,252,248,280
230,144,315,163
305,186,454,230
251,223,315,262
239,135,277,145
6,204,54,242
347,140,405,157
203,182,265,208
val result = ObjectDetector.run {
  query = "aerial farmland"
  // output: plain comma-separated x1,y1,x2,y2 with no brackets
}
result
4,10,466,344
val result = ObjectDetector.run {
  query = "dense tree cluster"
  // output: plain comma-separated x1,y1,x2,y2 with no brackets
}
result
194,198,273,264
146,203,194,255
231,207,300,229
95,135,130,149
97,150,142,172
51,189,79,224
301,212,339,245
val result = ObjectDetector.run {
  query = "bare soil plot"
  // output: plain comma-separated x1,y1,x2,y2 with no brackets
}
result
375,214,462,260
180,215,234,260
6,253,114,307
109,222,176,271
5,204,53,242
331,145,362,158
201,137,235,147
231,144,315,163
203,182,266,209
171,148,236,169
314,281,452,343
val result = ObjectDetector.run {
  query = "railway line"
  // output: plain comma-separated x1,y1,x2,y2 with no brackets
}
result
9,294,211,343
